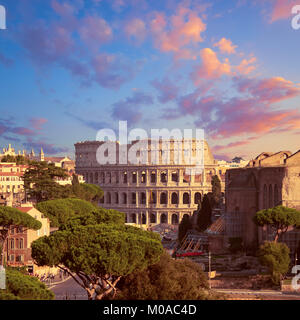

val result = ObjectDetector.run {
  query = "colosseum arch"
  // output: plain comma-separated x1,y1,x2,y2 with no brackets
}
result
122,192,127,204
194,192,201,204
107,172,111,183
141,171,146,183
150,191,156,204
142,213,146,224
171,192,178,204
183,192,190,204
183,213,190,220
150,171,156,183
160,213,167,224
132,171,137,183
150,213,156,223
123,171,127,183
171,213,179,224
160,192,167,204
131,192,136,205
106,192,111,204
131,213,137,223
161,171,167,183
100,172,105,184
171,171,178,182
140,192,146,205
114,192,119,204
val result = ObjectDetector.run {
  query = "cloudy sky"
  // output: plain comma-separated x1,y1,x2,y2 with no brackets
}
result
0,0,300,161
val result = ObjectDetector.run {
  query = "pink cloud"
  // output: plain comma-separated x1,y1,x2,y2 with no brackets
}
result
150,7,206,59
236,57,257,75
29,118,48,131
78,16,113,49
124,18,147,43
151,77,180,103
213,37,237,54
235,76,300,104
191,48,231,83
269,0,297,23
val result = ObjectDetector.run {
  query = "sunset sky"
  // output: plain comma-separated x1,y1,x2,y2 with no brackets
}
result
0,0,300,161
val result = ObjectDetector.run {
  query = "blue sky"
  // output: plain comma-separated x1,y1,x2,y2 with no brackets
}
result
0,0,300,161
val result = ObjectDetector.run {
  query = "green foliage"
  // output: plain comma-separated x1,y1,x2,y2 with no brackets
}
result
36,198,123,228
0,206,42,230
75,183,104,203
211,175,222,208
253,206,300,241
23,161,69,202
31,208,163,300
32,224,162,276
0,268,54,300
117,253,223,300
258,241,290,285
228,237,243,253
197,194,212,232
178,215,192,243
36,198,97,227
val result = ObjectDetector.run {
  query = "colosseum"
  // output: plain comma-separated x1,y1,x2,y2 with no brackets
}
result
74,139,225,227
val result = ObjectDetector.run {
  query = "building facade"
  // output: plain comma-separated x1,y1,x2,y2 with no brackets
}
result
5,205,50,273
75,139,225,227
225,150,300,254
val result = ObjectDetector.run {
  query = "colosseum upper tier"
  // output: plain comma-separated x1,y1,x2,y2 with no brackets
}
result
74,139,224,227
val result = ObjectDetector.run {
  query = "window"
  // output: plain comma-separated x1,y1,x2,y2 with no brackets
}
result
194,192,201,204
160,192,167,204
106,192,111,204
140,192,146,205
171,171,178,182
123,172,127,183
171,214,179,225
10,238,14,249
161,171,167,183
160,213,167,224
149,191,156,204
183,192,190,204
151,171,156,183
132,172,137,183
141,171,146,183
171,192,178,204
150,213,156,224
131,213,137,223
122,193,127,204
132,192,136,205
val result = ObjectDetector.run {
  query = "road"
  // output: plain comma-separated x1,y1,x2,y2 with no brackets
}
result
215,288,300,300
50,276,88,300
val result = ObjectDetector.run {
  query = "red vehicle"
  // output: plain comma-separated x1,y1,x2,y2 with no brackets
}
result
175,251,204,258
